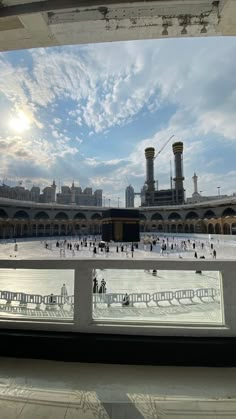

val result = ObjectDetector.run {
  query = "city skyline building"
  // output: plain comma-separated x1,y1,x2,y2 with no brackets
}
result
125,185,135,208
0,181,103,207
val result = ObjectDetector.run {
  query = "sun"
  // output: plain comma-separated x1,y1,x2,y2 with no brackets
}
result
9,111,31,133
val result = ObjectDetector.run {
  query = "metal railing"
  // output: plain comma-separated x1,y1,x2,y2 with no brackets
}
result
0,258,233,337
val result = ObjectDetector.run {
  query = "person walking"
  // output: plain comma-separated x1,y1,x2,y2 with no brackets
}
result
213,249,217,259
93,277,98,293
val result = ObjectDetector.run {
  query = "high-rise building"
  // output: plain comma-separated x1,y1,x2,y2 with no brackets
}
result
57,183,102,206
125,185,135,208
30,186,40,202
94,189,103,206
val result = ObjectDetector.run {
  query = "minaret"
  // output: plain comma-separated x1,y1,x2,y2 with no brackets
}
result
192,172,198,194
145,147,155,191
172,141,184,204
71,180,76,204
51,180,56,202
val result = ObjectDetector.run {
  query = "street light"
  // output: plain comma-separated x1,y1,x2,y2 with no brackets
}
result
118,197,120,208
217,186,221,197
108,198,111,208
103,196,106,207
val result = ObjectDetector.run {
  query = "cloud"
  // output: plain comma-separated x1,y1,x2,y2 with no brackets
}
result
1,37,236,201
53,118,61,124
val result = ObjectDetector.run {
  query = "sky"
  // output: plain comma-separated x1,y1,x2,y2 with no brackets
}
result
1,36,236,207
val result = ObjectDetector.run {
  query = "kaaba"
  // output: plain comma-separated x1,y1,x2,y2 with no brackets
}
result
102,209,140,242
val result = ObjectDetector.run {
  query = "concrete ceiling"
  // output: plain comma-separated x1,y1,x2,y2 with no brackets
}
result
0,1,236,51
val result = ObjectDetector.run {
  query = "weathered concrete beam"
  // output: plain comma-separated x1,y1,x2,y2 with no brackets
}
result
0,1,235,52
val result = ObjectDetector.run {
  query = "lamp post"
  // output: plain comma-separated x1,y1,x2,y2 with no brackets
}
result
108,198,111,208
217,186,221,197
103,196,106,207
118,197,120,208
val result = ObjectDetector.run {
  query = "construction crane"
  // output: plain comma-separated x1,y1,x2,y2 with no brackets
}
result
154,134,175,160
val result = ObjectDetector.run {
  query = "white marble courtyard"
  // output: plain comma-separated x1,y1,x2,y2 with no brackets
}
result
0,234,234,324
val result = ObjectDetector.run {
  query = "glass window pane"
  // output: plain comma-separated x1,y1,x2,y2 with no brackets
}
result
93,269,224,325
0,269,74,321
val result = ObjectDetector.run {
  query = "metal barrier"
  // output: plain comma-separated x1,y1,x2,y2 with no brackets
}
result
153,291,174,305
129,293,151,306
196,288,217,301
0,287,220,311
106,293,126,307
174,289,195,302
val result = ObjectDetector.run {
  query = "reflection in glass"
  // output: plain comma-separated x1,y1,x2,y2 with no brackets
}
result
93,269,223,324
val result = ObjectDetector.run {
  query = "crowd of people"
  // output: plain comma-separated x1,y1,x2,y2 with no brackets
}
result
36,234,221,261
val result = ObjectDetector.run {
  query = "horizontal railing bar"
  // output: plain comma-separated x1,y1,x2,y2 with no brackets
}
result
0,258,231,270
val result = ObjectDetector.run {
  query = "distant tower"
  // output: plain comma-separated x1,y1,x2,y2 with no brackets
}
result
51,180,57,202
172,142,185,204
125,185,135,208
145,147,155,191
192,172,198,194
71,180,75,204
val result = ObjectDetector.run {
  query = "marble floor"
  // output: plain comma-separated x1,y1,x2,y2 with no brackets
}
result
0,357,236,418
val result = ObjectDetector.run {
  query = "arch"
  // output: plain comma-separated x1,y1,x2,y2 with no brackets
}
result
222,207,236,217
201,223,207,234
55,212,69,220
157,224,163,231
140,214,147,221
195,222,207,234
53,224,59,236
232,223,236,235
60,224,66,235
74,212,87,220
177,224,183,233
151,212,163,221
189,224,194,233
215,223,221,234
204,209,216,219
91,213,102,220
45,224,50,236
208,223,214,234
223,223,230,234
32,224,37,236
74,224,80,234
14,210,29,219
185,211,199,220
15,224,21,236
34,211,50,220
171,224,176,233
37,224,44,235
168,212,181,221
0,209,8,219
22,224,28,237
184,224,189,233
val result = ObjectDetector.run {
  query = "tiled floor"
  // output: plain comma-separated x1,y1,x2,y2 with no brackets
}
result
0,357,236,418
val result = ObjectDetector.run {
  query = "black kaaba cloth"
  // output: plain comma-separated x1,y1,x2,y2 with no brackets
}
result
102,209,140,242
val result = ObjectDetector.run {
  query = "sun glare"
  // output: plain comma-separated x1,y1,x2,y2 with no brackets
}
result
9,111,31,132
